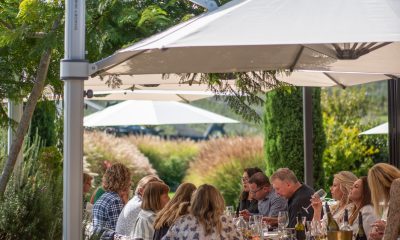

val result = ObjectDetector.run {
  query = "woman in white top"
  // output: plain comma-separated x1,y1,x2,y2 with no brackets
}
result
132,182,170,240
311,171,358,224
348,176,377,239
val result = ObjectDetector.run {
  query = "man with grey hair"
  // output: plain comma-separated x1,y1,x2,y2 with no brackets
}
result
116,175,163,236
270,168,314,228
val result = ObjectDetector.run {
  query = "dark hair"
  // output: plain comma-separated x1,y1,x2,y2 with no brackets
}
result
349,176,372,225
245,167,263,177
249,172,270,187
240,167,263,201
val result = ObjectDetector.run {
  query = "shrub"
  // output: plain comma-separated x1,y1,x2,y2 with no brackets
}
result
84,131,156,187
0,134,63,239
185,137,265,206
264,87,326,190
128,136,199,191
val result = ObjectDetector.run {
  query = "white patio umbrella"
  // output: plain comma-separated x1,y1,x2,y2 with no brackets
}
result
85,74,238,102
91,0,400,76
83,100,239,126
360,122,388,135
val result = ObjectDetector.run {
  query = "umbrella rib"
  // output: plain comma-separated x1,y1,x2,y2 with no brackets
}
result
385,74,399,81
289,46,305,71
323,72,346,89
367,42,392,53
176,94,190,103
93,50,147,76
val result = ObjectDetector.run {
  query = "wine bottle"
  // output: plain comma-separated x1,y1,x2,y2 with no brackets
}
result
340,209,352,232
295,212,306,240
325,202,339,231
355,212,367,240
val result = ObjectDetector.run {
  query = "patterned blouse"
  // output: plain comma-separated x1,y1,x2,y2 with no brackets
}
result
383,178,400,240
162,214,243,240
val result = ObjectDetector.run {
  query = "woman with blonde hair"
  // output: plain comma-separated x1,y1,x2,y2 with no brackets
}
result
311,171,357,224
92,163,131,231
153,183,197,240
132,182,170,240
367,163,400,240
162,184,243,239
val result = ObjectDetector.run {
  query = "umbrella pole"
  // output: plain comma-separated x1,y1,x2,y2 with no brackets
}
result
303,87,314,188
61,0,88,238
388,79,400,168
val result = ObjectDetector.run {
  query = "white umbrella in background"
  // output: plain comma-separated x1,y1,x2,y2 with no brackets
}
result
84,100,239,126
360,122,388,135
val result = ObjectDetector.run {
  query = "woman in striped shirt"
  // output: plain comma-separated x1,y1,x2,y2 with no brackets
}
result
132,182,170,240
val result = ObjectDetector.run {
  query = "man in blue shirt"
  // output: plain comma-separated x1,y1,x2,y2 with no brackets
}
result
240,172,287,226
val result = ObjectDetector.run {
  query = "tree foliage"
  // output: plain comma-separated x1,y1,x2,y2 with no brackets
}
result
321,86,383,186
29,100,57,147
264,87,325,189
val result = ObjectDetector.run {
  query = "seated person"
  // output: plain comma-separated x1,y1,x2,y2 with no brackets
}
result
153,183,197,240
116,175,162,236
348,176,377,239
311,171,357,226
240,172,287,226
271,168,314,228
92,163,131,232
132,182,170,240
162,184,243,239
237,167,263,215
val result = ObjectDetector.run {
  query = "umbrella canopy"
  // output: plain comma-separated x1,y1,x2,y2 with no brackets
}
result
92,0,400,75
85,74,239,102
83,100,239,126
360,122,388,135
85,71,392,102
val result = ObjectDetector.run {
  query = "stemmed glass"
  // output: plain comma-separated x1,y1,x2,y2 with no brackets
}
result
302,189,327,214
278,211,289,230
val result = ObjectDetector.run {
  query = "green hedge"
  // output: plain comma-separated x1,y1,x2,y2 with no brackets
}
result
129,136,199,191
264,87,325,189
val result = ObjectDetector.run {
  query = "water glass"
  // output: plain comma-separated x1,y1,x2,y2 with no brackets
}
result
225,205,234,217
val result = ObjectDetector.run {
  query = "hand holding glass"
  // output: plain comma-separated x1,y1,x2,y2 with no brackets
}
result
302,189,327,214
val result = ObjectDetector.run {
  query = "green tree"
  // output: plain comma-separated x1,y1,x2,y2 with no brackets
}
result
264,87,325,189
0,0,64,196
321,86,380,186
29,100,57,147
0,0,203,196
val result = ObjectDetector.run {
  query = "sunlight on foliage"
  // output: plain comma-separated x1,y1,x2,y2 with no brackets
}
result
185,136,264,205
84,131,156,186
128,135,199,191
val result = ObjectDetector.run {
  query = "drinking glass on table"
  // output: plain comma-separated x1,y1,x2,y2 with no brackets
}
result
278,211,289,231
302,189,327,214
225,205,234,217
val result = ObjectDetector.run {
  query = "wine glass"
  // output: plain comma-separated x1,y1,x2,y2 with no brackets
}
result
302,189,327,214
278,211,289,230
